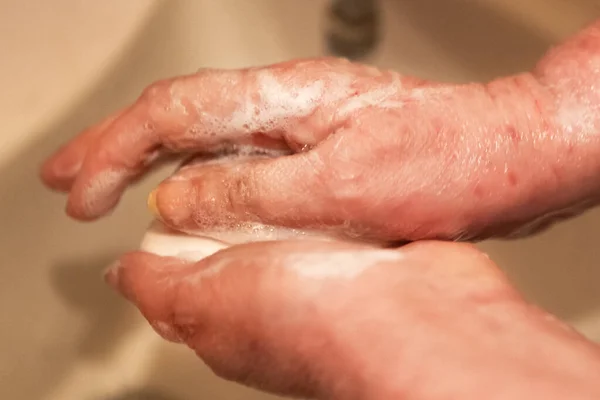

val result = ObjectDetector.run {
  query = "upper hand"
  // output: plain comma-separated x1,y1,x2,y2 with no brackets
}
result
41,21,600,242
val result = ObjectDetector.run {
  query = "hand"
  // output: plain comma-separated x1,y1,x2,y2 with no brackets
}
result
106,240,600,400
41,21,600,242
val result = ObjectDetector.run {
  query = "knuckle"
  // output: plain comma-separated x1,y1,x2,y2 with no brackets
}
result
140,79,171,102
139,79,175,121
299,152,330,195
228,167,259,217
323,157,369,209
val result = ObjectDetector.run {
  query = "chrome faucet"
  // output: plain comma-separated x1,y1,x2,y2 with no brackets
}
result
325,0,380,60
102,389,179,400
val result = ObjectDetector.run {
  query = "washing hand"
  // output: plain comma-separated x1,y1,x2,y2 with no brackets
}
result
106,241,600,400
41,20,600,243
38,18,600,400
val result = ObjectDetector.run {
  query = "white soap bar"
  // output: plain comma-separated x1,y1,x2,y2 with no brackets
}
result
140,220,229,262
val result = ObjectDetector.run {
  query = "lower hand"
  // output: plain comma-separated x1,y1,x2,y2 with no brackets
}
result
107,240,600,400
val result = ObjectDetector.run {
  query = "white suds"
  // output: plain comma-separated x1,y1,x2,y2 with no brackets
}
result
555,102,597,136
139,220,396,281
285,250,403,279
150,320,184,343
180,222,342,245
337,83,400,117
229,70,327,133
181,248,403,284
82,168,129,216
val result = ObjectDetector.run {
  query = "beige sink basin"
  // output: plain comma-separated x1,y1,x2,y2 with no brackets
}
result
1,1,599,399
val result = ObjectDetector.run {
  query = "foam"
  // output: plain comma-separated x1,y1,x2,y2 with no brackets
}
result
285,250,403,279
81,168,129,217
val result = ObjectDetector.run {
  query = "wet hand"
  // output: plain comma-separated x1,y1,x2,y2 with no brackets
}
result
106,240,600,400
41,21,600,242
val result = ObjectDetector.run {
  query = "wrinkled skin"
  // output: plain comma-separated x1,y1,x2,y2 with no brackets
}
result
41,19,600,400
41,21,600,242
107,241,600,400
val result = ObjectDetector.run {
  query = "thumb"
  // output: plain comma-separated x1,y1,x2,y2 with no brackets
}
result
149,151,342,236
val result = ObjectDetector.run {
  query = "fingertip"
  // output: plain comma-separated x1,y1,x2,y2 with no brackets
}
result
65,191,115,221
66,164,132,220
147,188,159,217
39,165,61,192
39,154,81,192
65,201,99,221
106,251,196,343
106,251,189,307
153,154,326,233
103,260,122,291
151,178,195,229
103,252,150,301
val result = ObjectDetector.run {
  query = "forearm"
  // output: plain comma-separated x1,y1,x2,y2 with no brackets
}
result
534,19,600,137
502,19,600,237
436,20,600,240
525,19,600,227
337,299,600,400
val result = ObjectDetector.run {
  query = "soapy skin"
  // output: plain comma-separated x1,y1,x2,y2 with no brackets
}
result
140,153,380,264
41,20,600,243
40,19,600,400
107,241,600,400
141,153,381,247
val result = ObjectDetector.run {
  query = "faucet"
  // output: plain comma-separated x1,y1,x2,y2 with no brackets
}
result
325,0,380,60
101,389,180,400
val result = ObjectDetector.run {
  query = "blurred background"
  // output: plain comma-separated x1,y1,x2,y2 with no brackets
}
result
1,0,599,399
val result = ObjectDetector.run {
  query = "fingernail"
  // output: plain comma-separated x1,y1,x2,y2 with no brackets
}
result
147,188,162,220
103,260,121,291
150,320,185,344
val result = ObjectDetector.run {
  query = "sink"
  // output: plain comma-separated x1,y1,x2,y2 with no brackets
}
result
1,0,599,399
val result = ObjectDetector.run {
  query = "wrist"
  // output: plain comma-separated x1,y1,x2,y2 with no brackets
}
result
462,20,600,240
334,301,600,400
534,19,600,139
525,20,600,228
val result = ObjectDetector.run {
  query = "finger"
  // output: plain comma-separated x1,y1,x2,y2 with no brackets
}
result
66,59,359,220
107,241,598,399
40,109,131,192
149,149,347,236
149,122,382,239
105,239,400,398
105,252,198,343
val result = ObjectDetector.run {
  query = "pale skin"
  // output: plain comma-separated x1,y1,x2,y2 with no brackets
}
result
41,20,600,399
